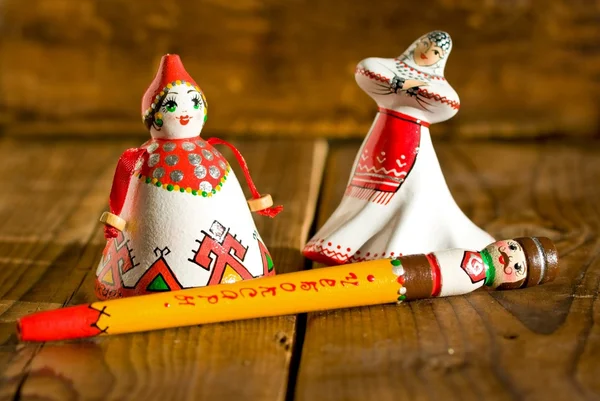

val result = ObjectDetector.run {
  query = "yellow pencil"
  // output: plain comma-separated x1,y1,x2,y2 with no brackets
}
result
18,237,557,342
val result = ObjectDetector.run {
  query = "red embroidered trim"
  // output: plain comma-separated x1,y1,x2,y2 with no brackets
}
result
303,239,402,265
417,88,460,110
355,67,459,110
396,60,446,81
344,187,396,205
355,67,389,83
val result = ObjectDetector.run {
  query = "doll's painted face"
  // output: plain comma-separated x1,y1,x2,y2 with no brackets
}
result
485,239,528,288
150,84,207,139
413,36,445,66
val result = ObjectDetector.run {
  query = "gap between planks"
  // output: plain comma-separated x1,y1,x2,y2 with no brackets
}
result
293,140,600,401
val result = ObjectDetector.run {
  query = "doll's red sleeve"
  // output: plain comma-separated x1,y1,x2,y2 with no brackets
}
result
103,148,147,238
207,137,282,217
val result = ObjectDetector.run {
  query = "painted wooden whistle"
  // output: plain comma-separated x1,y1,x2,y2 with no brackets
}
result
17,237,557,342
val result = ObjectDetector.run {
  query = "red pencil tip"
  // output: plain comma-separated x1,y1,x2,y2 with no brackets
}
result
18,304,105,342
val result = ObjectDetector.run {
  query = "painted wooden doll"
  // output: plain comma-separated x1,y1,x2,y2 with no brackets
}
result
304,31,494,265
96,54,281,300
394,236,557,303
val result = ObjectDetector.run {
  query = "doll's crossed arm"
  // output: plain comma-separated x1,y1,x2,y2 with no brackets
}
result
355,58,427,96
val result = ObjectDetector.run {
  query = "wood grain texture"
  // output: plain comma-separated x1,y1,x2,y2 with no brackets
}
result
294,140,600,400
0,138,327,401
0,138,136,398
1,0,599,139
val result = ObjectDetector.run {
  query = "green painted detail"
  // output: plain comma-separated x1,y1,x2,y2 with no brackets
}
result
165,102,176,113
481,249,495,287
266,253,274,272
147,274,170,291
391,259,401,266
137,177,228,198
398,295,406,301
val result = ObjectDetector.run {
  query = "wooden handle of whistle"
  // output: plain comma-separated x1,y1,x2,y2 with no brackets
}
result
247,194,274,212
99,212,126,232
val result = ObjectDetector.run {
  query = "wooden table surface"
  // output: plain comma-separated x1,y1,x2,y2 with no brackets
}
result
0,136,598,401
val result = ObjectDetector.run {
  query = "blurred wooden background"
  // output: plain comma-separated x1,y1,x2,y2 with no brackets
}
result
0,0,599,139
1,2,600,399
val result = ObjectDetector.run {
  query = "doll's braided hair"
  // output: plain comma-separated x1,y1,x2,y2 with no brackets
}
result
143,91,169,131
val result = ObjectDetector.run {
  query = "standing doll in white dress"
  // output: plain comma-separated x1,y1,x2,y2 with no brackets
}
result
304,31,493,265
96,54,281,300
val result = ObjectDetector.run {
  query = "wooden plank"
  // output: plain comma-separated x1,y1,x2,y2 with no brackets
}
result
0,138,134,336
0,137,136,397
1,0,599,139
0,138,327,401
295,140,600,400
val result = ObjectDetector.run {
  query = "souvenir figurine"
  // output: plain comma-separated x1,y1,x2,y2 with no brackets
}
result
304,31,494,265
95,54,281,300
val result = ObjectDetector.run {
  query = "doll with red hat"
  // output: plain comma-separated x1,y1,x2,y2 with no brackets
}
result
95,54,281,300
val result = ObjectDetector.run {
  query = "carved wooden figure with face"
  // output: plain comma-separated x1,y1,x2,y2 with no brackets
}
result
95,55,279,300
481,238,556,290
304,31,494,265
393,236,558,303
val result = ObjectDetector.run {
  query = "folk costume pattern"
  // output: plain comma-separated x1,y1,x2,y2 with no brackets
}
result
304,31,494,266
345,108,423,205
96,54,280,300
136,137,230,198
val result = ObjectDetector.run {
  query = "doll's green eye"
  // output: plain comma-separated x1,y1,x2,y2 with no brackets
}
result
164,100,177,113
192,95,201,110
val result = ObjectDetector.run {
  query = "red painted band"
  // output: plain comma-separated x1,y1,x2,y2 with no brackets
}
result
426,253,442,297
377,107,431,128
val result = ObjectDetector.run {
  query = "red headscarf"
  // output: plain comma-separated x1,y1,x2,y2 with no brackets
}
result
141,54,200,119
